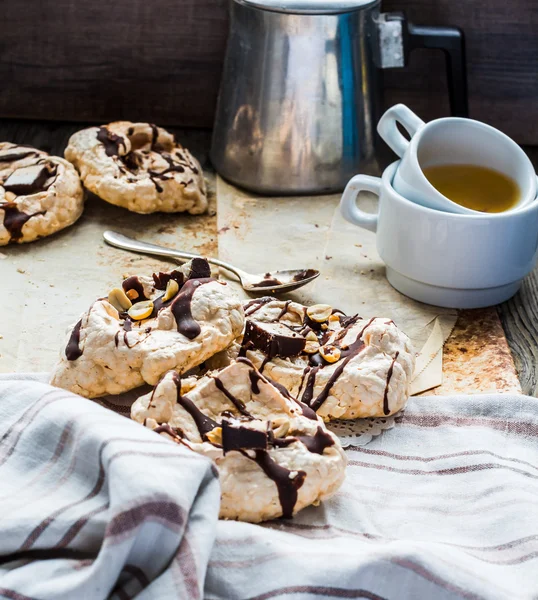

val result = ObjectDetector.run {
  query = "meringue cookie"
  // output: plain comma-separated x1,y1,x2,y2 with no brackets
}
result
214,298,415,420
132,359,347,523
0,143,84,245
65,122,207,214
50,259,244,398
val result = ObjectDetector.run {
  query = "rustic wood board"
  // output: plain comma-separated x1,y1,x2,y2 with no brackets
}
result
2,0,538,144
427,308,521,395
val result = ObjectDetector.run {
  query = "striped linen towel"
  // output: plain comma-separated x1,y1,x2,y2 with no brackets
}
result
2,376,538,599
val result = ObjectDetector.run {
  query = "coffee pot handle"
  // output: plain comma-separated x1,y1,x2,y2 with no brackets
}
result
406,22,469,118
377,13,469,118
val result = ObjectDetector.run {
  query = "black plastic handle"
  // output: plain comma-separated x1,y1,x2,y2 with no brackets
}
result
404,22,469,118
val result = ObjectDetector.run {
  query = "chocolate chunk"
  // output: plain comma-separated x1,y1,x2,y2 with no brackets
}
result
184,257,211,280
122,276,150,302
3,164,51,195
242,320,306,360
222,420,267,453
152,270,185,291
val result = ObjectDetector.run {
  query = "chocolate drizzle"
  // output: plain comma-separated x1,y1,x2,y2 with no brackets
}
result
149,123,159,150
170,278,213,339
248,368,264,394
172,373,218,439
154,423,183,439
268,426,334,455
1,203,46,241
0,149,37,162
273,301,291,322
240,449,306,519
308,353,326,368
294,399,318,420
65,319,83,361
383,352,399,416
301,366,320,406
122,276,150,302
213,376,252,417
244,297,275,317
301,317,376,412
309,319,374,412
296,426,334,455
97,127,125,157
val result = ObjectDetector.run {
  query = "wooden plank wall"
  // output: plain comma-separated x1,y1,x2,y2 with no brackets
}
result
1,0,537,143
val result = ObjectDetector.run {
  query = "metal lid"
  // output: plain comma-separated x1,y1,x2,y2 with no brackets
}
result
235,0,378,14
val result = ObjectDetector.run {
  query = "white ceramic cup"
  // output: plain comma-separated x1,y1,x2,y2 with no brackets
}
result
340,161,538,309
377,104,537,215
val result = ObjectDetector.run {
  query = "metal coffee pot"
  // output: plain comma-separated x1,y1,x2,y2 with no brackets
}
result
210,0,468,195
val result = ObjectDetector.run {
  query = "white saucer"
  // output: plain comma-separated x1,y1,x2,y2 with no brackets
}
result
386,267,521,309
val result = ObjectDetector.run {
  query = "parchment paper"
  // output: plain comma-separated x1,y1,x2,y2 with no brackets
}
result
0,182,217,373
217,177,458,393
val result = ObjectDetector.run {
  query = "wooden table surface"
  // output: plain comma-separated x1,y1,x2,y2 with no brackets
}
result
2,119,538,396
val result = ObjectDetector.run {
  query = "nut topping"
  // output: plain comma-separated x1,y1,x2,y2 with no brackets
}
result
128,300,154,321
108,287,132,312
304,340,321,354
319,345,341,363
206,427,223,445
163,278,180,302
126,289,139,300
306,304,332,323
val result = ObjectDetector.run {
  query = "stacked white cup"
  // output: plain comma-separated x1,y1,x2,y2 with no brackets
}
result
340,104,538,309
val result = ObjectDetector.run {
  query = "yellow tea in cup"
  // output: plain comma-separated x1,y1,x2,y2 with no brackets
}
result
422,164,520,213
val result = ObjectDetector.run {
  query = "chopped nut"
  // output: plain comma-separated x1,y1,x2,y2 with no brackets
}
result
206,427,223,445
126,289,139,300
304,340,320,354
16,268,25,274
127,300,154,320
108,287,132,312
306,303,332,323
162,278,180,302
4,192,16,202
305,331,318,342
320,345,341,363
272,419,290,438
321,323,328,330
328,314,340,322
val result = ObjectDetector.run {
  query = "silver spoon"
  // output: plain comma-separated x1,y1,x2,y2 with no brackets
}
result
103,230,320,293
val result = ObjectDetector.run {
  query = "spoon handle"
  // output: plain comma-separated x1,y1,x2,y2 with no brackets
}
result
103,231,245,281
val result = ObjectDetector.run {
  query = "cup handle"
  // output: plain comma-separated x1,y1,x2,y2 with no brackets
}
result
377,104,426,157
340,175,381,233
